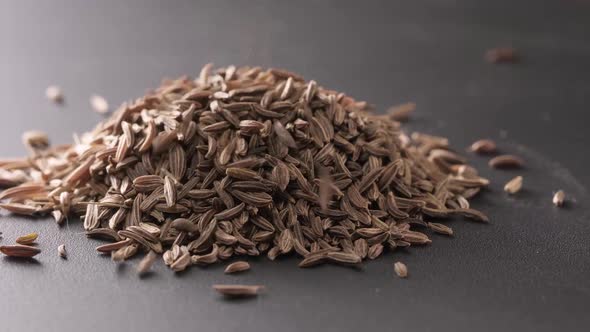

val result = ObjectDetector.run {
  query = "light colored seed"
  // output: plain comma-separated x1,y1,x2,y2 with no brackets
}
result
57,244,67,258
90,95,109,114
224,261,251,274
213,284,264,297
15,232,38,245
45,85,63,103
394,261,408,278
504,176,523,194
552,190,565,207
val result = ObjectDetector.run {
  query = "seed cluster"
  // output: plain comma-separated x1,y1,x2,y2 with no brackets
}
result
0,65,490,272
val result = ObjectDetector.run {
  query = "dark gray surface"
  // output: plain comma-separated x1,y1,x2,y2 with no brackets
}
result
1,1,590,331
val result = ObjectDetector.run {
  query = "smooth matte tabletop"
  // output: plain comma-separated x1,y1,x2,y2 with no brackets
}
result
1,1,589,331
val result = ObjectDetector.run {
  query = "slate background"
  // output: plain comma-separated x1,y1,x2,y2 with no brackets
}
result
0,1,589,331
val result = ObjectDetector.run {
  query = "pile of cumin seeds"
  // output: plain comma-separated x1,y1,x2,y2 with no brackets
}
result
0,65,489,272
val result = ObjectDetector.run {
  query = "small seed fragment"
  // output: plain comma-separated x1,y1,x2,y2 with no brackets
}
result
504,176,523,194
45,85,63,103
57,244,67,258
552,190,565,207
394,261,408,278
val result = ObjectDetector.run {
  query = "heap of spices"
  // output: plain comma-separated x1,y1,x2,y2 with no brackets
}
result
0,65,489,272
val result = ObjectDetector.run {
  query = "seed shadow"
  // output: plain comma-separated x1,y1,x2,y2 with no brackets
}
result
3,256,42,266
216,294,264,304
138,271,157,280
115,262,128,275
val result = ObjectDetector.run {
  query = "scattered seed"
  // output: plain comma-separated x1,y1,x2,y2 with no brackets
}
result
394,261,408,278
58,244,67,258
90,95,109,114
489,155,524,169
485,47,519,64
469,139,497,154
15,232,38,245
552,190,565,207
504,176,523,194
0,244,41,258
224,261,251,274
213,284,264,297
45,85,63,103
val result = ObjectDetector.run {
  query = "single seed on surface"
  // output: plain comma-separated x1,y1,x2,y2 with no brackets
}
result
213,284,264,297
224,261,251,274
489,155,524,169
394,262,408,278
0,244,41,258
485,47,519,64
552,190,565,207
90,95,109,114
15,232,38,245
57,244,67,258
504,176,523,194
45,85,63,103
469,139,497,154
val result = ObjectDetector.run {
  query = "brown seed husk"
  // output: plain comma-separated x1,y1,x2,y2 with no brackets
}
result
469,139,497,154
0,244,41,258
224,261,251,274
489,155,524,169
213,284,264,297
